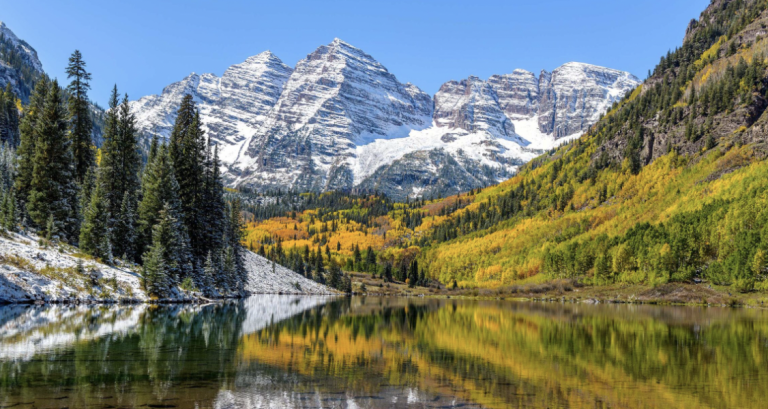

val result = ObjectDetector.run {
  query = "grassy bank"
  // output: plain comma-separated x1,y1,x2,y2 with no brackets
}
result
350,273,768,307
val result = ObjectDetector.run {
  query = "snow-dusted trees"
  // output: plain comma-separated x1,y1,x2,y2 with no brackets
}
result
99,86,141,260
79,179,111,261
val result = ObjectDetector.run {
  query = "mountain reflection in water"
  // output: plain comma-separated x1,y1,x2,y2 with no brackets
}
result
1,296,767,408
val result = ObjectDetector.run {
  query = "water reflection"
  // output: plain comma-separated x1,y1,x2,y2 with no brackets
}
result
0,297,767,408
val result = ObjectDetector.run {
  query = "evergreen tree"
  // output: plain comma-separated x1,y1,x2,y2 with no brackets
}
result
26,80,79,241
66,50,94,183
77,166,95,230
137,144,187,259
79,178,111,262
100,88,141,256
169,96,206,260
149,203,188,289
199,141,226,265
225,198,246,290
408,260,418,287
15,77,49,211
353,244,362,268
204,251,217,291
327,259,341,289
113,191,137,261
384,264,393,282
142,231,168,298
365,245,376,271
2,188,16,231
0,84,20,146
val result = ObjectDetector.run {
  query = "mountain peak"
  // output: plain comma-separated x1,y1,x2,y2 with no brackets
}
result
244,50,285,65
330,37,354,47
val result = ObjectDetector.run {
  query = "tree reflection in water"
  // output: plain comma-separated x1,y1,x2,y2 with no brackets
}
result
1,297,767,409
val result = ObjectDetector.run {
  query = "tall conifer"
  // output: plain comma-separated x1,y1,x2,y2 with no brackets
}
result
65,50,94,182
27,80,79,240
16,77,49,211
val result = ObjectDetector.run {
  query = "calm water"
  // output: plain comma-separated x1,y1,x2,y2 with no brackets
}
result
1,297,767,409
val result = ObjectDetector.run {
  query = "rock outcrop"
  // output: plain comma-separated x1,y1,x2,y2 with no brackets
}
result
0,21,43,102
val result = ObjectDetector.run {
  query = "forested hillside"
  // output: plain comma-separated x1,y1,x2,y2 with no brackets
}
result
246,0,768,293
0,50,249,299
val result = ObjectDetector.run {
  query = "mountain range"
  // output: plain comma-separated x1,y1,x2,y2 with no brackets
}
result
0,21,639,200
128,39,639,199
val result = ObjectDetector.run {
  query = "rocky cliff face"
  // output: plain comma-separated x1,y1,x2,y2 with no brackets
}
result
130,39,639,199
0,22,43,102
129,51,293,159
433,62,639,145
235,39,433,191
537,62,639,138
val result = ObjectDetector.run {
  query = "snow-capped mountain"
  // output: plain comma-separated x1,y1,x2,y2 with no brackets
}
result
235,38,434,192
130,39,639,199
129,51,293,157
0,21,44,102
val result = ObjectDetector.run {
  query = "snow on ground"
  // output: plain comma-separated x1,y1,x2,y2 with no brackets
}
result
351,123,541,184
511,116,585,150
0,232,150,304
0,231,332,304
243,250,335,295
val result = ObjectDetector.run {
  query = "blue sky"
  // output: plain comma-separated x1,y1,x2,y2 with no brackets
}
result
2,0,709,107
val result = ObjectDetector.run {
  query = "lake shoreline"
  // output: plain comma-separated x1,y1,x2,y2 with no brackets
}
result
350,273,768,308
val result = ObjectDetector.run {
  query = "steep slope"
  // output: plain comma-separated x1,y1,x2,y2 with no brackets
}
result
129,51,293,156
358,62,639,199
242,250,335,294
0,22,43,102
414,0,768,291
235,38,433,192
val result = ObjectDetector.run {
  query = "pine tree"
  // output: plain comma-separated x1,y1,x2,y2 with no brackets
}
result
365,246,376,271
353,244,362,268
100,88,141,257
15,77,49,211
113,191,137,261
26,80,79,241
150,204,187,289
408,260,418,287
136,144,189,263
0,84,20,146
226,198,246,290
142,233,168,298
327,259,341,289
204,251,217,291
222,246,235,293
384,264,393,282
1,187,16,231
65,50,94,183
77,166,95,230
199,140,226,265
169,96,206,261
79,177,111,262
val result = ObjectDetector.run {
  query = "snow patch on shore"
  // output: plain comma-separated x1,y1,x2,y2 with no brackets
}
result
0,232,149,304
243,250,335,295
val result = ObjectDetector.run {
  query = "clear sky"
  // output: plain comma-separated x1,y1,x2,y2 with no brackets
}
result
1,0,710,107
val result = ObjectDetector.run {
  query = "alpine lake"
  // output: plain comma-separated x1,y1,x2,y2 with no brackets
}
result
0,296,767,409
